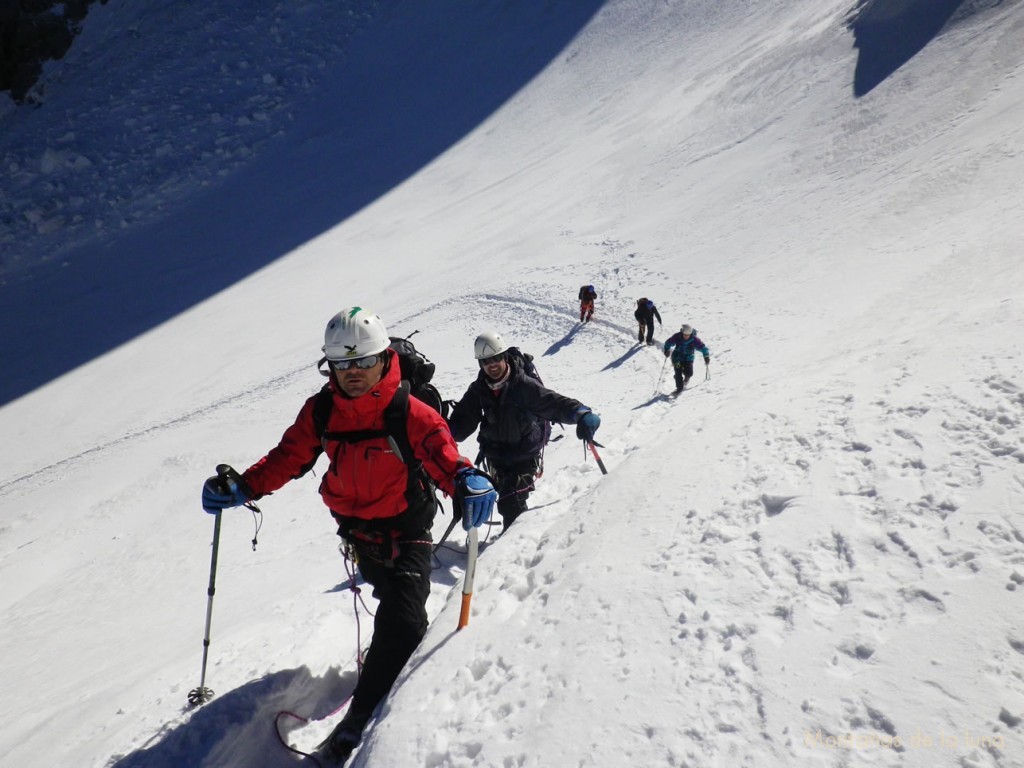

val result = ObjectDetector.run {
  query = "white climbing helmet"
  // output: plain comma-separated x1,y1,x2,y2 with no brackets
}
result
474,331,509,360
322,307,390,360
680,324,693,335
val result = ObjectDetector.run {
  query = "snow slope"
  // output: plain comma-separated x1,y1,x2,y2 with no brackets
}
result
1,0,1023,766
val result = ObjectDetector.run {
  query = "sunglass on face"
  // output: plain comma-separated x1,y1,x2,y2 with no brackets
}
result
479,354,505,367
330,354,382,371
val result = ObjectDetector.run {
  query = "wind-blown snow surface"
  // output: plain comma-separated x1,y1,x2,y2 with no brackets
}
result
2,0,1024,766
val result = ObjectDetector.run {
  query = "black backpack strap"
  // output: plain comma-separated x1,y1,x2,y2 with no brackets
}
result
312,384,334,451
316,381,438,536
387,383,441,525
383,383,414,465
316,382,414,460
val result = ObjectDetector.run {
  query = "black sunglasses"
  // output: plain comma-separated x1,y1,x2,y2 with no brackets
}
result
479,353,505,367
329,354,382,371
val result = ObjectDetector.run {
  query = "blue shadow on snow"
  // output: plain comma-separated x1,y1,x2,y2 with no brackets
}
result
108,666,354,768
542,323,585,357
848,0,968,96
0,1,606,406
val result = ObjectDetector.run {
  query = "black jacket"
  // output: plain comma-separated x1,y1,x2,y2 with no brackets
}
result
448,353,587,464
634,301,662,325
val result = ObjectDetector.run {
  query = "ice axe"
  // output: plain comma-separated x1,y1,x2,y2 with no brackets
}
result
457,526,479,630
586,440,609,475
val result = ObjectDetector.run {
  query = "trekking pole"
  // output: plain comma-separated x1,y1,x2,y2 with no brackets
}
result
433,514,459,554
705,363,711,381
457,526,479,630
654,356,668,396
588,441,609,475
188,463,255,707
188,508,223,706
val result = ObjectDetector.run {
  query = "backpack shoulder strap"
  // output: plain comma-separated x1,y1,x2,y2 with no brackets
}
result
385,383,438,513
315,381,426,477
383,382,416,466
313,381,438,535
312,384,334,444
318,382,407,459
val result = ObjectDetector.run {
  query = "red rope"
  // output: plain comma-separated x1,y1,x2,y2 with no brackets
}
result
274,709,329,766
272,545,371,761
345,547,371,675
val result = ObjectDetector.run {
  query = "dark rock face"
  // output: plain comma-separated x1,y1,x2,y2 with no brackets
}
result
0,0,107,104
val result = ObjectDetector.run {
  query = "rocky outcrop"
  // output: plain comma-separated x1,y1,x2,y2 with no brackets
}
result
0,0,106,103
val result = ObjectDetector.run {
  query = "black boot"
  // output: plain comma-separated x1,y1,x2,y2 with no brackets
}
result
316,706,373,764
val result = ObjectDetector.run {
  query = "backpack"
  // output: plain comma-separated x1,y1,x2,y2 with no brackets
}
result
505,346,552,447
385,334,448,419
311,333,447,524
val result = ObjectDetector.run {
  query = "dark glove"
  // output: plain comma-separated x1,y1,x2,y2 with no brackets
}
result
201,472,251,514
455,467,497,530
704,357,710,365
576,411,601,442
663,350,670,358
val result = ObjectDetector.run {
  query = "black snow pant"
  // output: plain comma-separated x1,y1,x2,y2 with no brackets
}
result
673,360,694,390
486,456,541,528
638,318,655,344
346,534,432,724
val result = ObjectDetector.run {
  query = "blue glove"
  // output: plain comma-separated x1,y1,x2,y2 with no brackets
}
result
202,474,251,514
455,467,497,530
576,411,601,442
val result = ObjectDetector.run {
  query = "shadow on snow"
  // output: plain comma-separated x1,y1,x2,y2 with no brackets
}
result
601,343,649,372
0,1,606,406
108,666,354,768
542,324,583,357
848,0,968,96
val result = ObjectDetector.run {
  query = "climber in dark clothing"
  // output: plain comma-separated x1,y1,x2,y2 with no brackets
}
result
448,330,601,528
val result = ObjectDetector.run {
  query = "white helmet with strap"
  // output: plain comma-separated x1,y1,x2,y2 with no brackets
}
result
474,331,508,360
323,307,390,360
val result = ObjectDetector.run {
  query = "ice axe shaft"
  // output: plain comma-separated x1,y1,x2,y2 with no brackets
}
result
457,526,479,630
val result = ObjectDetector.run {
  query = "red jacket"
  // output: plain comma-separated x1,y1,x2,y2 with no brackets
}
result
242,349,469,522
